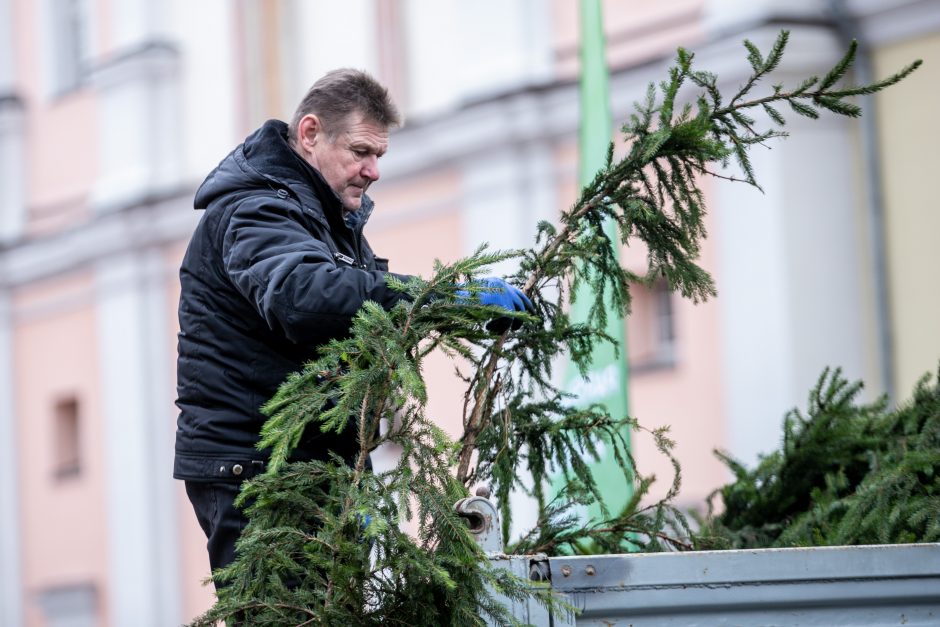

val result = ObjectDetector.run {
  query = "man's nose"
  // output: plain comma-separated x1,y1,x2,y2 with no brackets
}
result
361,155,380,182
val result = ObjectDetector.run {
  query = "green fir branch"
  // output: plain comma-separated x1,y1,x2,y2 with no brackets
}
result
190,31,921,626
700,366,940,549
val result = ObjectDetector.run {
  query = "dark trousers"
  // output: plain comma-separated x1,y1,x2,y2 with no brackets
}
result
185,481,249,580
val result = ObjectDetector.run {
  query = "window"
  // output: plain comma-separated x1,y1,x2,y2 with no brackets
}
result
48,0,90,95
37,583,98,627
627,279,676,372
53,396,81,479
654,279,676,361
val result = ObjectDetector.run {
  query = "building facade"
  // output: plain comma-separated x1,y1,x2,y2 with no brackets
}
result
0,0,936,625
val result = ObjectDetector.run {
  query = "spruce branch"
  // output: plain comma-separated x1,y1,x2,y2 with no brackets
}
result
457,29,920,488
190,32,920,626
700,365,940,549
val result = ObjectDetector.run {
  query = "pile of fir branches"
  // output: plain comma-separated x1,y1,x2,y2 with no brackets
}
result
191,32,920,626
699,366,940,549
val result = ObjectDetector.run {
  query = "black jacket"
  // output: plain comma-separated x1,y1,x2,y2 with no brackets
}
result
174,120,409,482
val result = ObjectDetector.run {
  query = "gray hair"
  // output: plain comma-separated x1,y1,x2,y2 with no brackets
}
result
288,68,401,143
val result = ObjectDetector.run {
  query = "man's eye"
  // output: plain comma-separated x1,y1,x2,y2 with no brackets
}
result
353,149,368,158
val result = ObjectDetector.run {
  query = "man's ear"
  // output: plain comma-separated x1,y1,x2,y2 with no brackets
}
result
297,114,322,154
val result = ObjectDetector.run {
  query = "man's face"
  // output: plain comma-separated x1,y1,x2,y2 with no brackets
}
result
305,111,388,212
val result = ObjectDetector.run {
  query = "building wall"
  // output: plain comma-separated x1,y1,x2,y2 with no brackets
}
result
13,273,109,627
554,0,706,76
0,0,24,622
173,0,240,183
874,31,940,398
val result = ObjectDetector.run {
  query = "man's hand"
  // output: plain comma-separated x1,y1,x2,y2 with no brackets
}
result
457,277,534,332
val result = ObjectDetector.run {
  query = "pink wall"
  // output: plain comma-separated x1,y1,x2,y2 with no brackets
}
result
626,221,730,507
368,170,469,441
12,0,99,238
13,272,111,626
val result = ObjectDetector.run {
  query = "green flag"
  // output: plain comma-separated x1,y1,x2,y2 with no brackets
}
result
560,0,632,522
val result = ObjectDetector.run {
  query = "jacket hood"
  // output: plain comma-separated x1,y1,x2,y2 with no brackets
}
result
193,119,374,226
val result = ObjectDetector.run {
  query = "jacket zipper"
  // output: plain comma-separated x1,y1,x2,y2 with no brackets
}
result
333,223,366,270
352,229,367,269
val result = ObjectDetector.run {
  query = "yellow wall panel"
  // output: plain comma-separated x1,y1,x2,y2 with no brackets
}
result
874,33,940,397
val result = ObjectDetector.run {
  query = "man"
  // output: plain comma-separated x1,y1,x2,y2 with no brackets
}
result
174,69,530,576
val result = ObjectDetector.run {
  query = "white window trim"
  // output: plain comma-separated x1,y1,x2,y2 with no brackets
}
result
0,96,26,244
0,0,14,89
38,0,95,100
0,294,23,627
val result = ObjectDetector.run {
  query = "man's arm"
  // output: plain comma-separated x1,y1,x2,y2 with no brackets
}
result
220,196,410,344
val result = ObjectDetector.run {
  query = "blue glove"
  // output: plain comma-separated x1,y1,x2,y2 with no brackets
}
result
457,277,533,312
457,277,534,332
